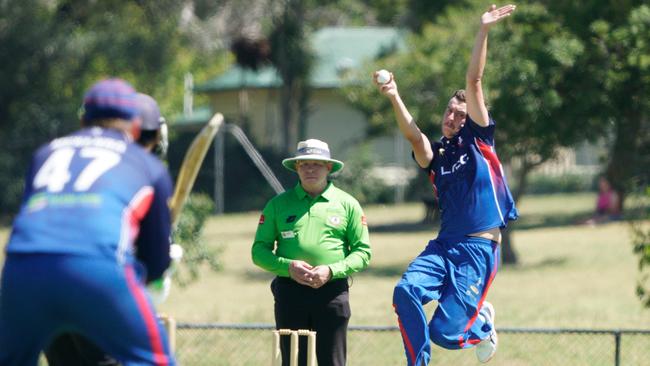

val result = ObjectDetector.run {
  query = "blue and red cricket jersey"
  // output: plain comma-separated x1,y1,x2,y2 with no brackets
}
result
425,115,518,237
1,127,175,365
7,127,172,279
393,116,518,366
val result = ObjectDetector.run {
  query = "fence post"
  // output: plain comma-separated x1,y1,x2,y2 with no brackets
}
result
614,330,621,366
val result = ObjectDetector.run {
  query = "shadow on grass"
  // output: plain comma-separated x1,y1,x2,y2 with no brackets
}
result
242,270,275,282
358,264,407,278
243,258,569,279
369,221,436,233
368,209,645,234
367,212,598,234
514,211,593,231
244,265,409,281
515,208,647,231
502,256,569,271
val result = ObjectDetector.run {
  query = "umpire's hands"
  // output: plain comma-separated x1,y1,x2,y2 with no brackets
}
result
308,265,332,289
288,261,332,288
289,260,314,286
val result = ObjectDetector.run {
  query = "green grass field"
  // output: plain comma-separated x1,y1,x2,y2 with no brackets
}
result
2,192,649,365
150,192,650,329
2,192,645,328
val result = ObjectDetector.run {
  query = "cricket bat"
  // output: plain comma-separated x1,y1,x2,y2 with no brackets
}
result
169,112,224,227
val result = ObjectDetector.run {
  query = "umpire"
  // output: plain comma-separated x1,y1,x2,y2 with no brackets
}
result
252,139,372,366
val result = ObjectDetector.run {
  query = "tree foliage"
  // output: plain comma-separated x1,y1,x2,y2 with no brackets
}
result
583,4,650,205
342,1,650,265
2,1,648,271
173,193,220,286
0,0,229,280
267,0,315,154
343,0,591,263
0,0,226,216
631,186,650,308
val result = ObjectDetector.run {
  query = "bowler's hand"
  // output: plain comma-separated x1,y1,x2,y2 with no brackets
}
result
289,260,314,286
373,71,398,99
308,265,332,289
481,4,516,28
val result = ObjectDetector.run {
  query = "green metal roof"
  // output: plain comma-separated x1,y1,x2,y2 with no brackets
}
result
171,106,213,127
195,27,405,92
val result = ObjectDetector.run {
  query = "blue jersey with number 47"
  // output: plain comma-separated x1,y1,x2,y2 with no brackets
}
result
6,127,173,281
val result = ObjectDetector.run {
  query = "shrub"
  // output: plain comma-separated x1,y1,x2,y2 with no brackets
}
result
524,172,596,194
332,144,393,205
631,185,650,308
172,193,221,286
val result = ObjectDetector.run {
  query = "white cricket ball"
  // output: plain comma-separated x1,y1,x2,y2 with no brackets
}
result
170,243,184,260
376,69,391,84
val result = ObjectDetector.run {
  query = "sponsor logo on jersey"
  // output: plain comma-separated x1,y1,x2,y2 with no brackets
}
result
258,214,265,224
441,153,469,176
470,285,480,295
465,278,483,299
50,135,127,153
361,215,367,226
281,231,295,239
328,216,341,225
286,215,296,223
26,192,102,212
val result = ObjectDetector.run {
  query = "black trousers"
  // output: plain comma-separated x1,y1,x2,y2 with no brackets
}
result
272,276,351,366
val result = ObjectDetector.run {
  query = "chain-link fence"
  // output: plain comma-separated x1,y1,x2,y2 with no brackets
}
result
172,323,650,366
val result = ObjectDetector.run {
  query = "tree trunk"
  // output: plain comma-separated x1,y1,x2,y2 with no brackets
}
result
501,158,535,265
275,0,307,155
500,225,517,265
605,117,640,214
604,67,643,214
281,79,299,156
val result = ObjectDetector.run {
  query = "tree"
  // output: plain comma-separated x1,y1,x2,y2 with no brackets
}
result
402,0,471,32
631,186,650,308
0,0,225,217
493,1,649,262
579,5,650,209
0,0,82,216
0,0,229,283
526,1,650,209
173,194,221,286
226,0,421,154
268,0,315,154
343,1,590,264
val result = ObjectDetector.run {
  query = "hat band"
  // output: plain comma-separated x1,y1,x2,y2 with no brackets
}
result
296,147,330,158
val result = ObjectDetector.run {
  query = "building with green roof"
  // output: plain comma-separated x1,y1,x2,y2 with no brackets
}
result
189,26,405,164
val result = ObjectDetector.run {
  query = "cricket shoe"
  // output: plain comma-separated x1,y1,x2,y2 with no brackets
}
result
475,301,498,363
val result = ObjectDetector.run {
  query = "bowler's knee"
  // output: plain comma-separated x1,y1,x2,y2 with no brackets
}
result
392,281,415,306
429,317,460,350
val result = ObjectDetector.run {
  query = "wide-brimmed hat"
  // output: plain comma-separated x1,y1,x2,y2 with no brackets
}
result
282,139,344,173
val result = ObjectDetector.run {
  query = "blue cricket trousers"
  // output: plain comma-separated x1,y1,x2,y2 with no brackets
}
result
0,253,175,366
392,236,499,366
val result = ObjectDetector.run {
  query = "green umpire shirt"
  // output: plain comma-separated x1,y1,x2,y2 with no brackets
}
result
252,182,371,279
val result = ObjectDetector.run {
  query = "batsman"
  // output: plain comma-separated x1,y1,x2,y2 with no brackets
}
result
39,84,221,364
0,79,176,365
43,92,174,366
